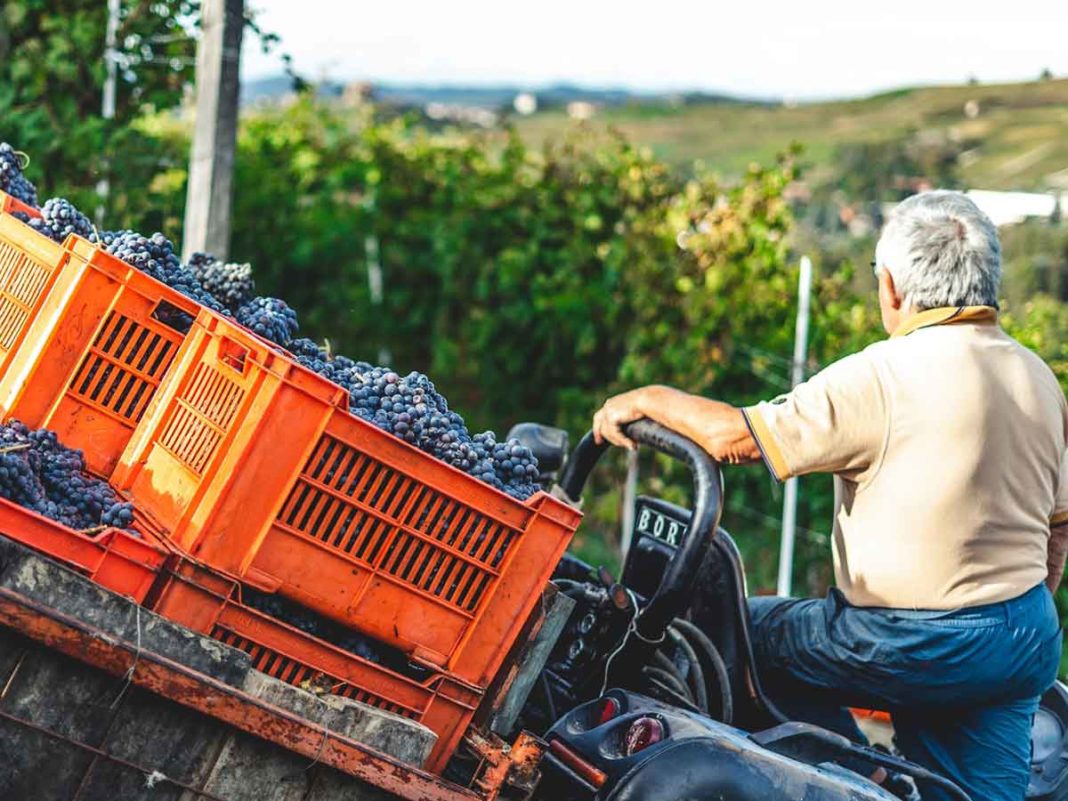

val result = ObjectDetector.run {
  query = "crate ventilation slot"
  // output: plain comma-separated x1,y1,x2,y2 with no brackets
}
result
212,627,420,719
158,362,245,474
275,434,519,613
0,245,50,350
68,311,182,424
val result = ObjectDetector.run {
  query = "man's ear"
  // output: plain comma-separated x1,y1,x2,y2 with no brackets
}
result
878,268,903,310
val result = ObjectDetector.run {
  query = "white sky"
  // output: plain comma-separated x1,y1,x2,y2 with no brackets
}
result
240,0,1068,100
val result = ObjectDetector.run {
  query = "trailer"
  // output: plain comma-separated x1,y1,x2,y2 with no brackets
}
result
0,532,564,801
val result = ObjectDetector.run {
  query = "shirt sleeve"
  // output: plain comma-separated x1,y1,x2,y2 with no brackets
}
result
742,348,888,483
1054,447,1068,527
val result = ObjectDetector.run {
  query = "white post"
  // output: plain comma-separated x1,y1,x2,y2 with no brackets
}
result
96,0,121,225
620,448,639,557
365,230,391,366
776,256,812,597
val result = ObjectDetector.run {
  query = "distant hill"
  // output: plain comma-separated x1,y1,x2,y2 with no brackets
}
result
240,75,1068,193
513,77,1068,192
240,76,767,110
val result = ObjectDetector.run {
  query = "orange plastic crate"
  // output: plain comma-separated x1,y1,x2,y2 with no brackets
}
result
146,555,481,773
113,310,581,687
0,237,201,478
0,202,74,380
0,496,167,602
0,189,40,218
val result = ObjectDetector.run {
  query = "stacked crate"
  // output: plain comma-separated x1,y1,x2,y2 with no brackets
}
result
0,191,582,773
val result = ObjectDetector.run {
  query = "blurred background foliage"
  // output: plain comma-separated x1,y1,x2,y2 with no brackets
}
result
2,2,1067,615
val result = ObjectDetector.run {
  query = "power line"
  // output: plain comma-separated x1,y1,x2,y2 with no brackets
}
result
733,342,795,368
726,503,830,547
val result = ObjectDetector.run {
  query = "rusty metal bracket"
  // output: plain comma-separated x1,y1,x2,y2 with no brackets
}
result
0,586,480,801
465,729,546,801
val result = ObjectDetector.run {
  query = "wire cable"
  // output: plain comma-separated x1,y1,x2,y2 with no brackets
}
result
667,625,708,713
672,618,733,725
651,650,694,703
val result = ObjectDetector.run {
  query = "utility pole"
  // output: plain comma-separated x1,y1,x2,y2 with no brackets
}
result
776,256,812,597
182,0,244,262
96,0,121,226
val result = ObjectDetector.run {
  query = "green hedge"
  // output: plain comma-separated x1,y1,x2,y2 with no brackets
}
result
13,97,1068,605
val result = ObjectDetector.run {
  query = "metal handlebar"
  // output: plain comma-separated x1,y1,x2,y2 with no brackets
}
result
557,418,723,642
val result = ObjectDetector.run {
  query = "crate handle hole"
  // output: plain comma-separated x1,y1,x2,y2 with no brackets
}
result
219,337,249,374
150,300,194,334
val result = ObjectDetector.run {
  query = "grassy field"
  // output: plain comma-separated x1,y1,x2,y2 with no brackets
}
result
515,78,1068,191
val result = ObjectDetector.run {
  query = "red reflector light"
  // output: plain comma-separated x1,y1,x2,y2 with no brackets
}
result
624,716,664,756
594,697,621,726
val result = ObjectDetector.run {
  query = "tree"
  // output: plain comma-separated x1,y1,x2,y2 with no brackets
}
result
0,0,198,211
0,1,290,223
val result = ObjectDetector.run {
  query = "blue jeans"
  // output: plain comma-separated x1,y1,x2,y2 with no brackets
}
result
749,584,1062,801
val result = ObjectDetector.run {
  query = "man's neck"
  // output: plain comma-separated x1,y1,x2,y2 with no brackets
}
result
891,305,999,338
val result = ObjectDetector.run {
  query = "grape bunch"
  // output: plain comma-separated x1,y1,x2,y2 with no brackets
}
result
27,197,98,244
0,140,540,502
188,252,255,312
0,420,137,532
236,296,299,344
0,143,38,207
286,338,541,500
472,431,541,495
102,230,229,316
186,251,216,272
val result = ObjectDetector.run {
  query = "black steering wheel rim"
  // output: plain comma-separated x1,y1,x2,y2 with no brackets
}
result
557,418,724,642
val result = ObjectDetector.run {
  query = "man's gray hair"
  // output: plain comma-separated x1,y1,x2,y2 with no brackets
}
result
874,190,1001,310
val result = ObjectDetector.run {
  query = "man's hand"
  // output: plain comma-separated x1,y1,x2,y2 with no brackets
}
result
592,387,659,450
591,384,762,466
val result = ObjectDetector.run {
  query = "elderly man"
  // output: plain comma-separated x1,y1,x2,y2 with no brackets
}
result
592,191,1067,800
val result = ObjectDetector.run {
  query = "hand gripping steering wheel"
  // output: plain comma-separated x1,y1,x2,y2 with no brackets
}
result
557,418,724,644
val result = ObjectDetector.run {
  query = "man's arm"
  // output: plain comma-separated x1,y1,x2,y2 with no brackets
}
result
591,385,761,465
1047,521,1068,594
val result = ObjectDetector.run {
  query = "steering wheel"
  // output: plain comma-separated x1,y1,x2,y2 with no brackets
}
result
557,418,724,644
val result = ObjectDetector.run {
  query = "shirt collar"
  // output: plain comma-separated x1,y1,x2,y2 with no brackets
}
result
891,305,999,338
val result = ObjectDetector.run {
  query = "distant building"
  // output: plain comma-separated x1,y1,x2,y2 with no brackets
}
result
965,190,1065,226
424,102,498,128
342,82,375,106
882,190,1067,228
513,93,538,116
566,101,596,121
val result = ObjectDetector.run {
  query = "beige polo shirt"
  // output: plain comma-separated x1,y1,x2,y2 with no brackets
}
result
744,306,1068,610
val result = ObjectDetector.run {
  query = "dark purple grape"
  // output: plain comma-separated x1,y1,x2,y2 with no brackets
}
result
27,197,97,243
289,342,540,500
188,253,255,312
0,143,38,207
0,420,139,533
236,296,299,345
102,230,229,317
